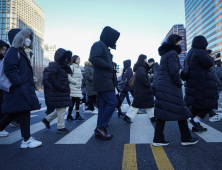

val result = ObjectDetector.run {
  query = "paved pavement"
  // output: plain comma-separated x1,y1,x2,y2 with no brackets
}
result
1,90,222,170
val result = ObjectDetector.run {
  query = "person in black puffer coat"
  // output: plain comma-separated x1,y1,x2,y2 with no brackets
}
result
43,67,55,115
123,55,155,124
89,26,119,140
120,60,134,104
153,34,198,147
0,28,42,148
42,48,72,134
184,36,217,132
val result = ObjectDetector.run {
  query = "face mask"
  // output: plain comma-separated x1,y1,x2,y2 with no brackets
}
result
24,38,31,47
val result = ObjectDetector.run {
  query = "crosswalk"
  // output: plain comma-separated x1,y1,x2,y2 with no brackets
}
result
1,104,222,145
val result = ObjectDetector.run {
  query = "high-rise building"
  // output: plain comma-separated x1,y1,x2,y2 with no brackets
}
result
44,44,57,61
0,0,45,73
185,0,222,53
162,24,187,66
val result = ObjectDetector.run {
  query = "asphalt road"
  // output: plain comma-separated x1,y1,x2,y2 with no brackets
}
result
1,90,222,170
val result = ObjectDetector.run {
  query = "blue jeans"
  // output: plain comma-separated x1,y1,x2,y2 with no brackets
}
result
97,91,118,128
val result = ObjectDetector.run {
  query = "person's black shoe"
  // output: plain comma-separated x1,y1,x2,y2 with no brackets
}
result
192,123,207,132
123,115,132,124
42,118,50,129
189,119,203,132
75,115,85,121
67,116,75,121
153,140,170,147
57,128,70,134
181,137,199,146
150,117,157,123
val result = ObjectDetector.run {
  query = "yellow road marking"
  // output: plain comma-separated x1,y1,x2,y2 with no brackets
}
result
122,144,138,170
150,144,174,170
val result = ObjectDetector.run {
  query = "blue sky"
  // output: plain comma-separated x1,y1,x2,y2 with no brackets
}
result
35,0,185,67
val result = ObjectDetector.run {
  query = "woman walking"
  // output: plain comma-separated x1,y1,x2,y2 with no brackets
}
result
184,36,218,131
153,34,198,147
123,54,155,123
67,55,85,121
0,28,42,148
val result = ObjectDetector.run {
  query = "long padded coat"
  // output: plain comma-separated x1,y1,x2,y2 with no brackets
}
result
155,42,192,121
68,63,83,98
47,48,72,108
2,28,41,114
132,63,154,109
184,36,217,110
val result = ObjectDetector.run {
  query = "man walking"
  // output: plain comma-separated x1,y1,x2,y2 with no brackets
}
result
89,26,120,140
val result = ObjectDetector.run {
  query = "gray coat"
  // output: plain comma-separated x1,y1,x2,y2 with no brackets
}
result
85,62,96,96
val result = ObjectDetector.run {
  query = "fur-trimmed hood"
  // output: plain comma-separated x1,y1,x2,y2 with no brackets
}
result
85,61,92,67
158,42,182,56
8,28,35,49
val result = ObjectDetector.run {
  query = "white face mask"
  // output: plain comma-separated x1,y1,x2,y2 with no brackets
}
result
24,38,31,47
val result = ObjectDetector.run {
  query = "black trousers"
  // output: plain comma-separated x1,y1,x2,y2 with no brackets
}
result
0,111,30,139
153,119,191,143
189,107,210,119
88,95,97,110
68,97,81,116
120,91,134,104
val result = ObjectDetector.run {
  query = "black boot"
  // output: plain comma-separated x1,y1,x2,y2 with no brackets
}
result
67,110,75,121
118,108,125,118
123,115,132,124
75,112,85,121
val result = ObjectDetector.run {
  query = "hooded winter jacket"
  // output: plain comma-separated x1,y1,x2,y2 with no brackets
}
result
68,63,83,98
47,48,72,108
122,60,133,91
154,42,192,121
184,36,217,110
85,61,97,96
89,26,120,92
2,28,41,114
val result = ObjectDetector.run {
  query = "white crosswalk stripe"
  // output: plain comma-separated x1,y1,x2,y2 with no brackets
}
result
130,114,154,144
188,121,222,142
2,102,222,145
56,115,98,144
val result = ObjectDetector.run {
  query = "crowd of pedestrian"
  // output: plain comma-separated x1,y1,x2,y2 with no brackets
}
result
0,26,221,148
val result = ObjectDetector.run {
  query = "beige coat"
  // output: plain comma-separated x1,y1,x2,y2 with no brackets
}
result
68,63,83,98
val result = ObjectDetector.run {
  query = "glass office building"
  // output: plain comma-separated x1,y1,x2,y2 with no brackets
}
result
185,0,222,54
162,24,187,66
0,0,45,73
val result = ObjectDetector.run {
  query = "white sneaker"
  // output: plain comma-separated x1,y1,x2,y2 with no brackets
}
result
82,104,86,112
20,137,42,149
92,109,98,114
0,130,9,137
209,115,220,122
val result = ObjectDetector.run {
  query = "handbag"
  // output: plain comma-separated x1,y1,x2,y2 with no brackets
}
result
128,72,136,88
0,48,20,92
